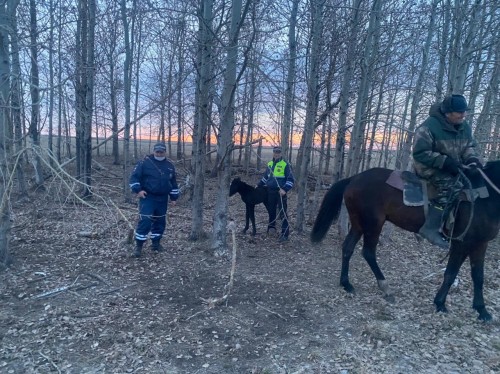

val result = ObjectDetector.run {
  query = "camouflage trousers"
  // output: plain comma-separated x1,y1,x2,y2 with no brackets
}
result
427,174,462,208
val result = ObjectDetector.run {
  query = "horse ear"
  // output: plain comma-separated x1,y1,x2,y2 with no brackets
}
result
235,177,241,181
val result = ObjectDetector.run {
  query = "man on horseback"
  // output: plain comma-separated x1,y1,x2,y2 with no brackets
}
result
257,146,295,242
412,94,483,248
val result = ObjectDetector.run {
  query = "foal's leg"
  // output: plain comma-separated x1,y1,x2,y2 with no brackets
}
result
243,204,251,234
340,228,362,293
468,242,491,321
434,243,468,314
249,205,257,236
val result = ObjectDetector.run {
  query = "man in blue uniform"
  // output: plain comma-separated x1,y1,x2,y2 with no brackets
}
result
257,146,295,242
129,142,179,257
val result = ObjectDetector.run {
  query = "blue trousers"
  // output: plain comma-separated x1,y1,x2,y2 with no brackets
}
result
267,190,289,237
135,196,168,242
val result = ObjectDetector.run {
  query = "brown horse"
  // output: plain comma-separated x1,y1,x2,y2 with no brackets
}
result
311,161,500,321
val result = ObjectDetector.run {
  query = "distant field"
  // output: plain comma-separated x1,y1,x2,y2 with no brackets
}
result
39,135,395,174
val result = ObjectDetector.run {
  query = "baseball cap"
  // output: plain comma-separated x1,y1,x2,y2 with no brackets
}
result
153,142,167,152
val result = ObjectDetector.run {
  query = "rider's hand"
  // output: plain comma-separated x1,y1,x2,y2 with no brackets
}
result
137,190,147,198
465,157,483,169
279,188,286,196
443,157,460,175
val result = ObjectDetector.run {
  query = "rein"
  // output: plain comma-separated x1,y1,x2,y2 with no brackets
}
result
444,165,499,241
476,168,500,195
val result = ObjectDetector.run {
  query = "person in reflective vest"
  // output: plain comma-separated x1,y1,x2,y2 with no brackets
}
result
257,146,295,242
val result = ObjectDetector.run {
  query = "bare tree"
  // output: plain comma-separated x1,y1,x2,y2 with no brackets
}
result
280,0,299,157
190,0,214,241
75,0,96,198
345,0,383,177
0,0,11,266
397,0,440,171
8,0,27,196
28,0,44,188
211,0,252,254
294,0,324,234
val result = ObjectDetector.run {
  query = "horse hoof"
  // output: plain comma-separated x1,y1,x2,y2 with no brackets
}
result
435,305,448,314
384,294,395,304
341,283,355,294
477,309,492,322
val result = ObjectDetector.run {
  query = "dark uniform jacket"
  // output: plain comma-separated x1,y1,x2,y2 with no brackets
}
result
412,103,479,180
258,158,294,192
129,155,180,201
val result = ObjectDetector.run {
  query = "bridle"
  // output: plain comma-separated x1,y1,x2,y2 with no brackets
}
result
444,165,499,241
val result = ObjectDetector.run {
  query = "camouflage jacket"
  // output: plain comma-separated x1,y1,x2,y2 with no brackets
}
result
412,103,479,179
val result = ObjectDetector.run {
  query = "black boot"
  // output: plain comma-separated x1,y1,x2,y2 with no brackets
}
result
133,240,144,258
151,240,164,252
418,205,448,249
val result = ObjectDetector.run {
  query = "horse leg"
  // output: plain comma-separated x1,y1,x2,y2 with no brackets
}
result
468,242,491,321
243,205,250,234
340,228,362,294
249,205,257,236
361,232,394,303
434,245,468,314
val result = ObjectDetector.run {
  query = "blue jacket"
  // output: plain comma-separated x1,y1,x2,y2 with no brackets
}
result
129,155,180,201
258,157,294,192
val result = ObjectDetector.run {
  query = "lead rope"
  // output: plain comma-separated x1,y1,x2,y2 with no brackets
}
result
442,169,474,242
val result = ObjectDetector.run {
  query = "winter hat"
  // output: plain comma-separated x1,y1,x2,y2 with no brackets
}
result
440,94,470,113
272,146,282,153
153,142,167,152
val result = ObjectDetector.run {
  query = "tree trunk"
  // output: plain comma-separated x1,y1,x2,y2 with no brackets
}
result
398,0,439,171
345,0,382,177
295,0,323,234
28,0,44,188
190,0,214,241
211,0,250,254
281,0,298,156
332,0,363,183
8,0,27,197
0,1,12,266
120,0,135,202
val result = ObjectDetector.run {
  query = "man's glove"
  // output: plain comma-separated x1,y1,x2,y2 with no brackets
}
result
465,157,483,169
442,157,460,175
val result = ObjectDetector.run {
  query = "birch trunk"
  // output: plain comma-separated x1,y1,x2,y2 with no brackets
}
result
190,0,214,241
398,0,439,171
345,0,382,177
120,0,135,202
281,0,298,156
295,0,323,234
332,0,363,183
28,0,44,188
211,0,250,254
0,1,11,266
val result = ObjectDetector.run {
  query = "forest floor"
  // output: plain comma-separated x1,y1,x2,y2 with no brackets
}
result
1,156,500,374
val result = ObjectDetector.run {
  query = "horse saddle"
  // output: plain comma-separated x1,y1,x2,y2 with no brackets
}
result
385,170,489,207
386,170,426,206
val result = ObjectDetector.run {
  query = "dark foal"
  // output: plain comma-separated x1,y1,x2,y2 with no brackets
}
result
229,177,270,235
311,162,500,321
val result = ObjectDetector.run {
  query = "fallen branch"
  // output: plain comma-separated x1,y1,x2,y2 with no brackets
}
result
85,272,110,286
251,298,288,321
39,351,61,374
33,275,80,299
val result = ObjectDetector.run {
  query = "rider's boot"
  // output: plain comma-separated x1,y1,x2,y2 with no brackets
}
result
418,204,448,249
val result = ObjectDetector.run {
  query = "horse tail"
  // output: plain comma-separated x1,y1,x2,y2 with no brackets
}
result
310,177,352,243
